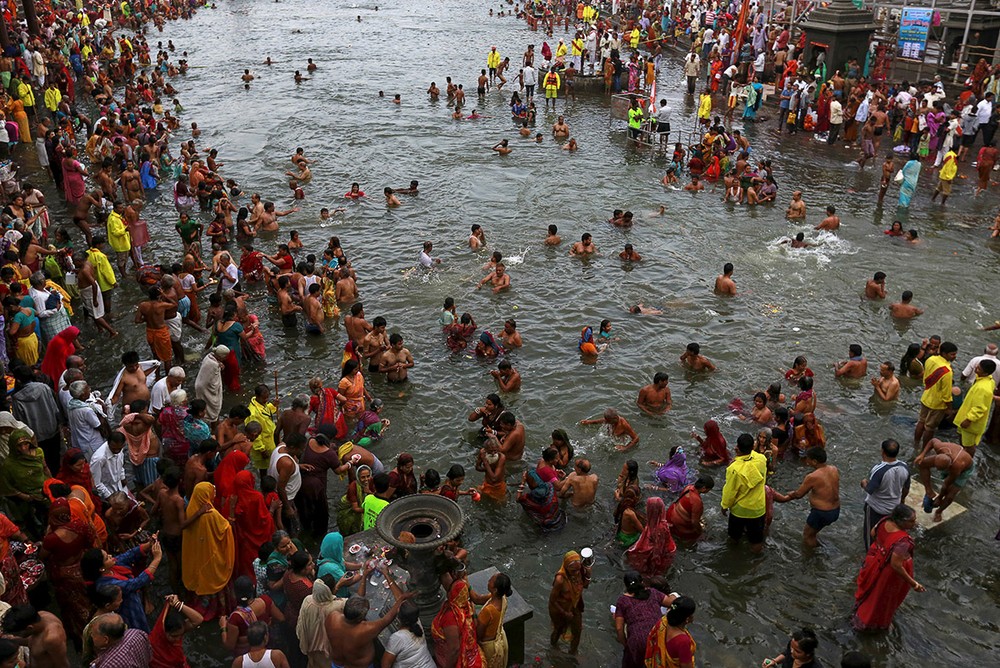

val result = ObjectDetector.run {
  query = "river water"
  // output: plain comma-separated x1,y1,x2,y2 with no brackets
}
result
50,0,1000,665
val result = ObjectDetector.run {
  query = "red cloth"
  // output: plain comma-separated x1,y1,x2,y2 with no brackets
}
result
41,325,79,386
626,497,676,577
149,605,189,668
699,420,730,464
232,471,274,581
853,520,915,630
213,451,249,511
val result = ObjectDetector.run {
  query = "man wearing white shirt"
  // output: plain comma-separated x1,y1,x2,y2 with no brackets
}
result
828,97,844,144
655,99,672,144
418,241,441,269
702,27,715,60
961,343,1000,384
523,64,537,98
976,92,994,142
90,432,128,500
150,366,185,416
66,380,109,460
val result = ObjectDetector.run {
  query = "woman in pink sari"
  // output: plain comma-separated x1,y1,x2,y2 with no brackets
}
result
307,377,347,439
626,497,676,578
61,148,87,206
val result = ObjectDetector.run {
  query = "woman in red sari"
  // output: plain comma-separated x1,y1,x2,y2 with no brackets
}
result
853,504,925,631
693,420,729,467
39,498,95,645
40,326,79,386
816,87,831,134
231,470,274,582
667,477,715,542
432,579,485,668
213,450,249,512
626,497,676,577
709,57,723,93
56,449,101,512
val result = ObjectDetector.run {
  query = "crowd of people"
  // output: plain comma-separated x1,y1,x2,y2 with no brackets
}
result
0,0,992,667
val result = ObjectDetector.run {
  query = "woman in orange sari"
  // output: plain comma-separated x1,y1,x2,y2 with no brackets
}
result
68,485,107,548
337,359,369,423
432,579,485,668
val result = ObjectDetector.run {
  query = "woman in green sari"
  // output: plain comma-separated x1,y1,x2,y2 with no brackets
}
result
0,429,50,536
335,465,371,537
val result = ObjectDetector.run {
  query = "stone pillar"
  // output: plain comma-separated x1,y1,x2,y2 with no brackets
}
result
800,0,876,76
21,0,40,37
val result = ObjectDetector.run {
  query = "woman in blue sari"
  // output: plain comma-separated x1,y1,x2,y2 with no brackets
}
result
898,154,922,209
743,81,764,121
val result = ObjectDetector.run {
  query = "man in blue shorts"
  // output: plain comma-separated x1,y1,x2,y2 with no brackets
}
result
773,447,841,548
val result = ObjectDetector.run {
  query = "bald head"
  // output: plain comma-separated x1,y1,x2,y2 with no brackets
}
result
66,355,85,370
986,344,998,355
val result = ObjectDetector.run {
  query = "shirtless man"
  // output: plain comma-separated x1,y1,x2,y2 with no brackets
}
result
878,154,894,204
815,205,840,231
497,411,526,461
552,115,570,138
890,290,924,319
111,350,151,409
302,283,325,335
0,604,70,668
477,264,510,293
500,319,522,348
865,271,887,300
786,191,807,220
248,194,265,231
544,224,561,245
580,408,640,451
335,268,358,305
97,164,117,200
155,467,186,591
183,439,217,496
569,233,597,256
73,189,103,245
773,447,840,547
326,590,410,668
680,342,716,371
276,276,301,328
916,437,973,521
684,175,705,191
636,373,671,415
714,262,736,295
619,243,642,261
492,139,511,155
258,202,299,232
871,361,901,401
344,303,371,349
384,187,401,207
834,344,868,378
241,69,255,83
427,82,440,99
120,160,143,202
73,251,118,337
275,397,311,445
555,458,599,507
379,333,414,382
490,359,521,392
362,317,389,373
136,287,174,364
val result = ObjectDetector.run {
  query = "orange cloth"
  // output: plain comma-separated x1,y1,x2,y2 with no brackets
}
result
181,482,235,595
145,325,172,362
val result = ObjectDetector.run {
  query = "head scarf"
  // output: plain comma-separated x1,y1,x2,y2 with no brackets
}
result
181,482,235,596
232,470,273,566
655,447,688,494
213,450,250,511
701,420,729,462
479,331,504,355
557,551,584,607
56,448,94,493
627,497,677,577
295,578,343,657
0,430,47,497
40,325,79,385
317,532,346,582
431,580,485,668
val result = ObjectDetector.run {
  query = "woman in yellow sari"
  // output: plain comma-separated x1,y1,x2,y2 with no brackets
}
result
477,573,511,668
6,95,29,143
644,596,697,668
337,359,369,422
182,482,235,616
